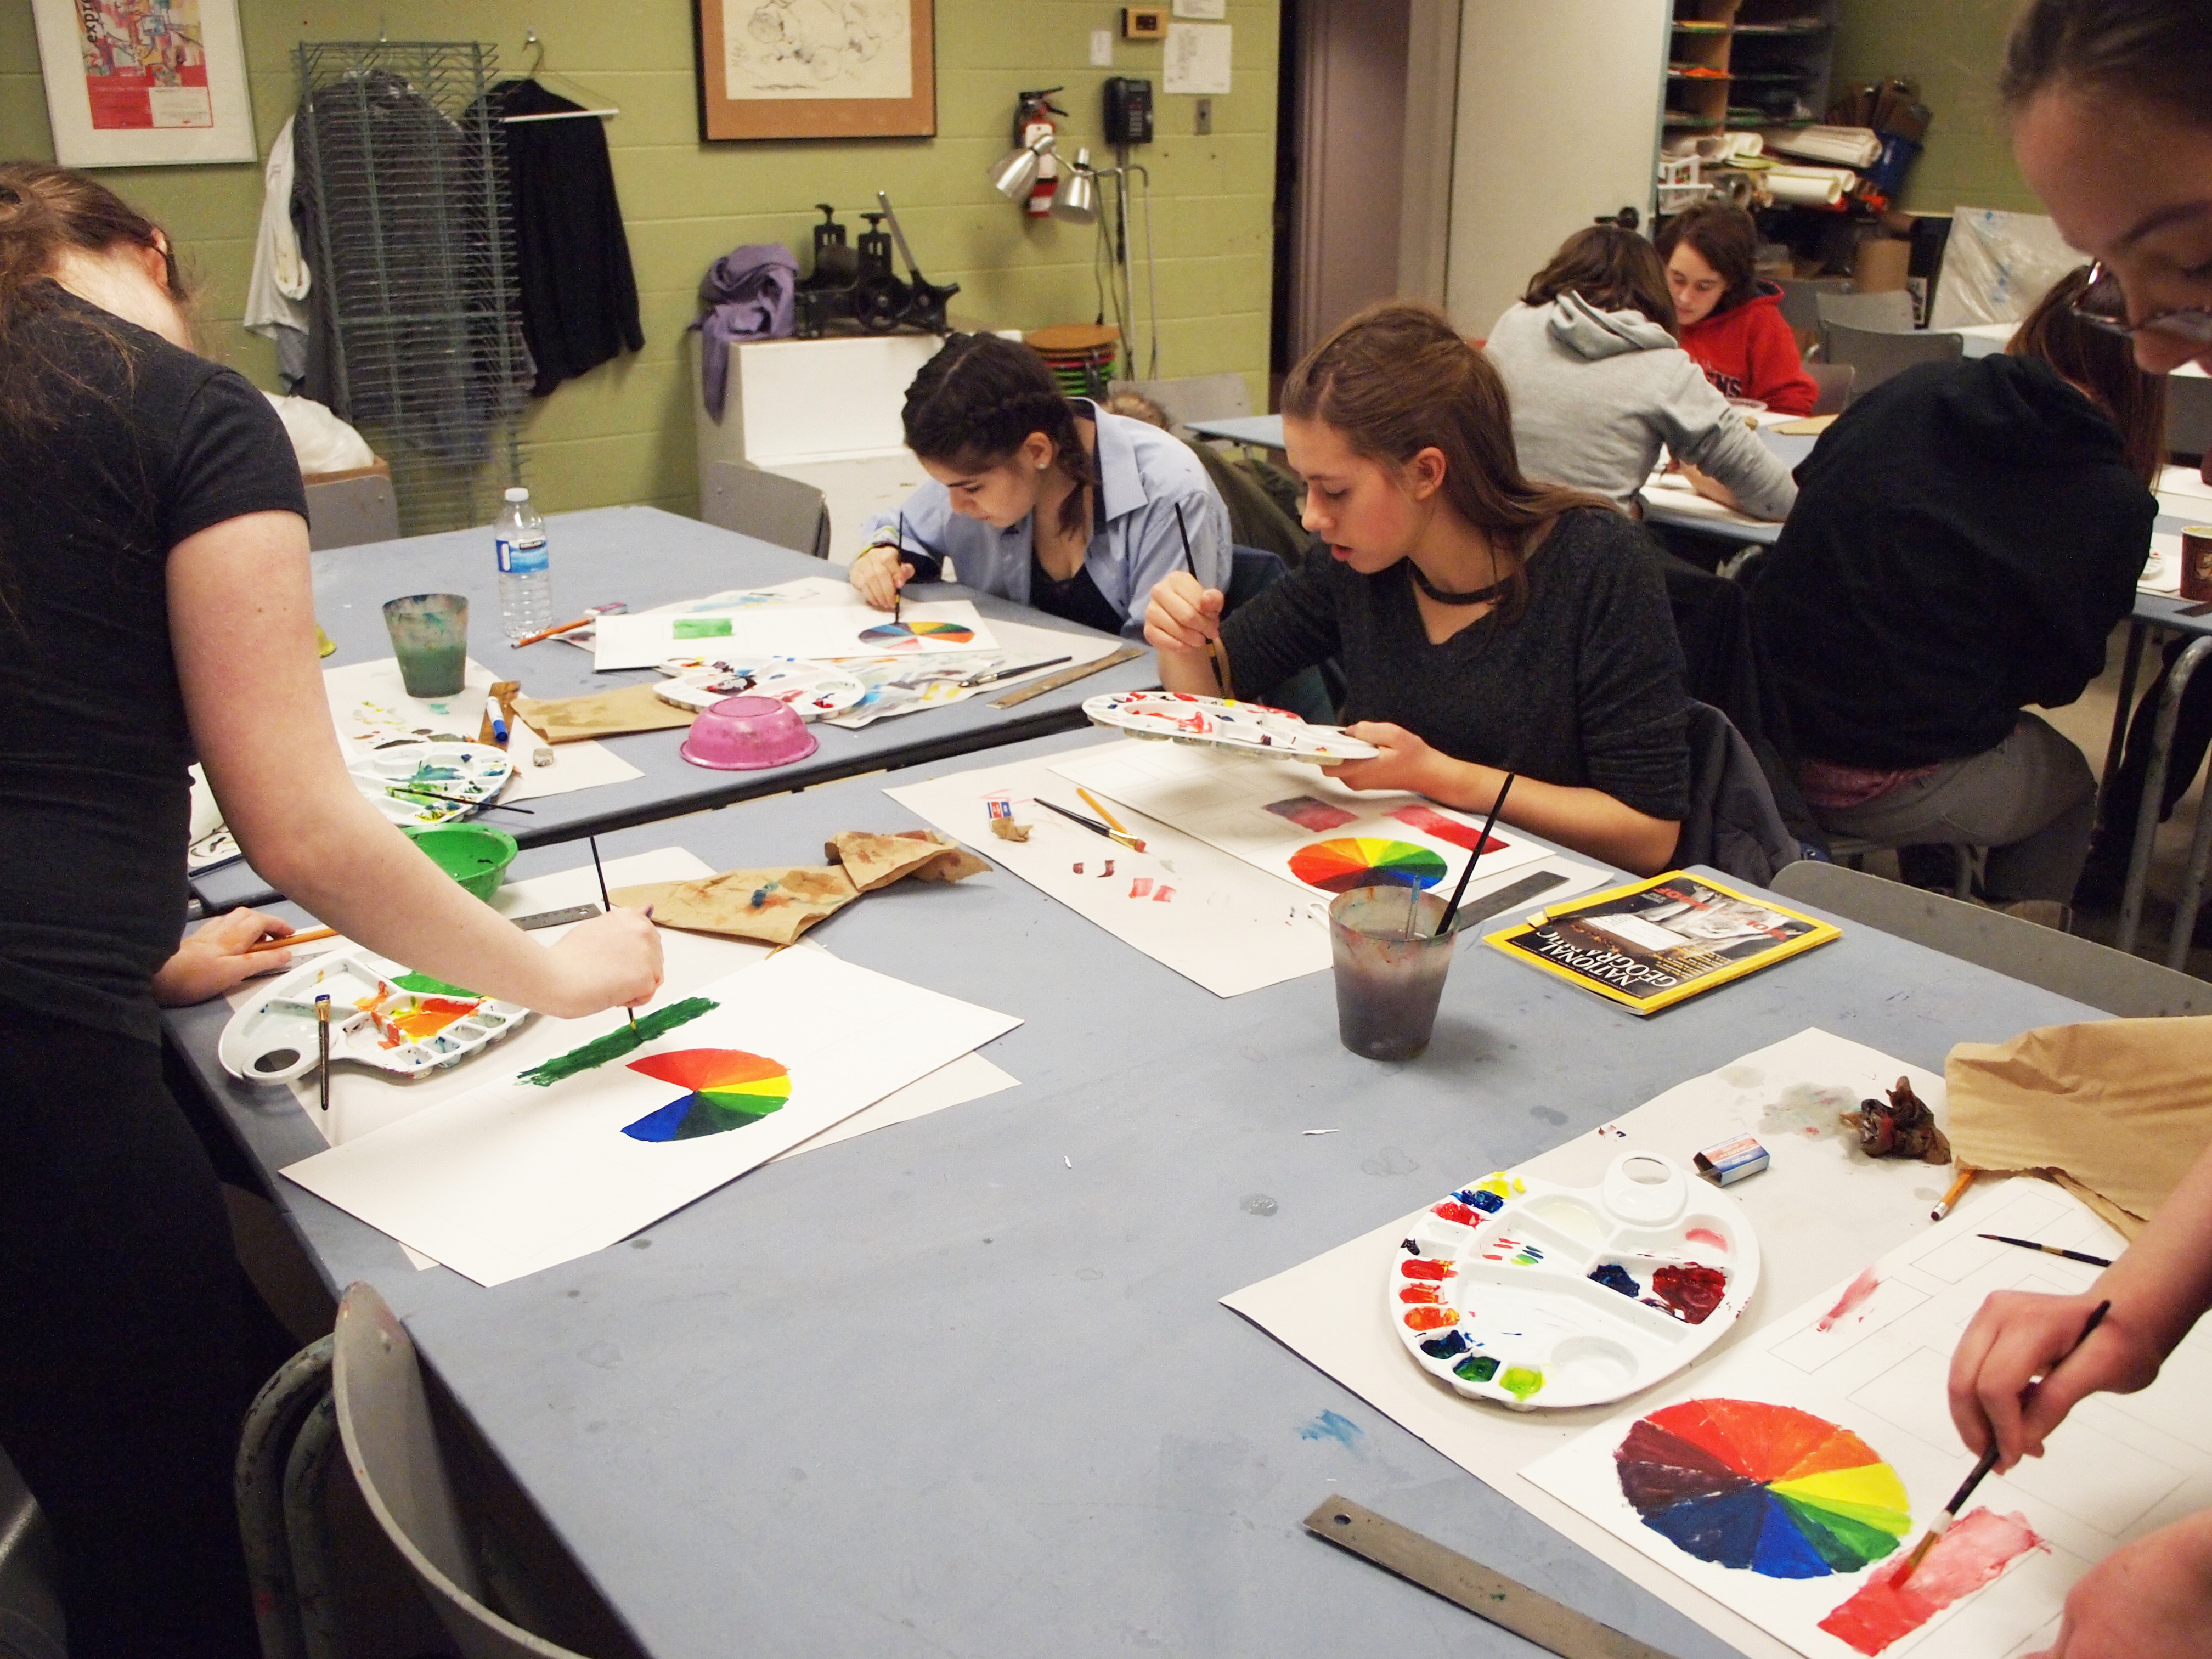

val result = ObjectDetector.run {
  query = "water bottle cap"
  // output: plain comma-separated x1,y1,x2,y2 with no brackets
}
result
504,487,530,503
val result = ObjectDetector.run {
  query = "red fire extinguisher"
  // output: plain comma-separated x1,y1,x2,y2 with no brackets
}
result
1014,87,1066,217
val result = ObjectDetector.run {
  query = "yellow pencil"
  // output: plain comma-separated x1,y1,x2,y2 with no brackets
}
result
1075,787,1132,837
1931,1166,1976,1222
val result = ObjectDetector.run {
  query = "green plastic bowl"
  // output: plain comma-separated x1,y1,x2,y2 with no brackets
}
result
402,822,519,901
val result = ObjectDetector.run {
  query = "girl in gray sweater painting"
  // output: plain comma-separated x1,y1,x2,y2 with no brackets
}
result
1485,225,1798,523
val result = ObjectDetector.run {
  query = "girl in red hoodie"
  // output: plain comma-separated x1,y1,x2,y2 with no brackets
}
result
1656,203,1818,415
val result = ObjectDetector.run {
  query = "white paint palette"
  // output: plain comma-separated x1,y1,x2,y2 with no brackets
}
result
1082,691,1378,763
1389,1152,1760,1411
218,946,530,1085
347,740,514,826
652,656,865,720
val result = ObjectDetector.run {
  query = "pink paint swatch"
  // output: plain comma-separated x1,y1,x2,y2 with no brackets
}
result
1685,1227,1729,1252
1818,1509,2045,1655
1128,877,1154,899
1153,885,1176,902
1816,1266,1881,1332
1389,803,1504,854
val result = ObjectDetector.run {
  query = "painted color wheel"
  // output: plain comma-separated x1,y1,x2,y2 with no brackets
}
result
1615,1400,1910,1579
1287,837,1449,893
620,1049,791,1143
857,620,975,646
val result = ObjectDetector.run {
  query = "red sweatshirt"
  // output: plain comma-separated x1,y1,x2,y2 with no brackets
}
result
1678,281,1818,416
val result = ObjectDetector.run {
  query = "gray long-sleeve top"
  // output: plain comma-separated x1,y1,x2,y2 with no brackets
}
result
1485,295,1799,523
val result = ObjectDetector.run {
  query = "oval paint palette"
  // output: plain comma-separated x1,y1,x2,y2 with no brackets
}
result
652,656,865,721
1389,1151,1760,1410
217,945,531,1085
1082,691,1379,763
347,740,515,826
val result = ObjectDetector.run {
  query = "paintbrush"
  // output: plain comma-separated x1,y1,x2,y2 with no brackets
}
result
960,655,1072,689
387,784,535,816
1979,1234,2114,1268
315,994,331,1113
1075,787,1141,842
244,926,338,957
1037,798,1144,852
514,600,627,648
895,511,907,628
1431,775,1517,938
588,835,637,1031
1900,1298,2111,1582
1171,499,1232,699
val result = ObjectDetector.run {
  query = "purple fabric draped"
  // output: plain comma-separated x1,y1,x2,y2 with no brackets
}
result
696,245,799,420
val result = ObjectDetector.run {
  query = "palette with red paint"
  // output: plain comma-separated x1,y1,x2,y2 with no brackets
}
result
1081,691,1378,763
1389,1151,1760,1410
217,945,531,1086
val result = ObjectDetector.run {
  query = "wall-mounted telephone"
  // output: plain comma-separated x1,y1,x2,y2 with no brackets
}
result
1104,77,1153,146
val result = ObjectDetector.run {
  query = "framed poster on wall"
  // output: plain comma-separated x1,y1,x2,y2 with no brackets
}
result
31,0,258,167
693,0,936,140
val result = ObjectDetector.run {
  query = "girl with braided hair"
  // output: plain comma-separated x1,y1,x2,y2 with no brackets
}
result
852,332,1230,637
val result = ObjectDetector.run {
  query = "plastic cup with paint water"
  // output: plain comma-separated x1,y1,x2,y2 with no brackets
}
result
1328,886,1455,1062
382,593,469,698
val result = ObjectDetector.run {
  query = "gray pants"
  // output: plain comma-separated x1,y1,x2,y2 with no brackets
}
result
1815,714,2097,904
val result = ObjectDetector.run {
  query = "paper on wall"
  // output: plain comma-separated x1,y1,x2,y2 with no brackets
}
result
1163,22,1232,94
592,597,998,670
1171,0,1226,15
281,947,1022,1286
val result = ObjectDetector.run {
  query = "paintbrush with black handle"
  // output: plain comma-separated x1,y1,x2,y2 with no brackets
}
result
1171,500,1232,699
588,835,637,1032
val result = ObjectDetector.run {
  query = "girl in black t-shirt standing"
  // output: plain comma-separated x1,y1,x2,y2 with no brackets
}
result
0,163,662,1657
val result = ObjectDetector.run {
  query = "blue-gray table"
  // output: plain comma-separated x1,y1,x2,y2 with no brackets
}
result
190,505,1152,913
161,728,2106,1659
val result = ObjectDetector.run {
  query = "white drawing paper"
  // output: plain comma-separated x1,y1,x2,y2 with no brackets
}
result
889,743,1604,998
1221,1029,1969,1659
593,597,998,670
1051,738,1551,902
721,0,912,101
1163,21,1233,94
281,947,1020,1286
1523,1177,2210,1659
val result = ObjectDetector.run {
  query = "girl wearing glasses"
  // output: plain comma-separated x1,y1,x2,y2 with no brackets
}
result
1948,9,2212,1657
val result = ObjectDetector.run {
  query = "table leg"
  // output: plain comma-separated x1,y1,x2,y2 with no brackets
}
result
2103,620,2148,788
2119,634,2212,956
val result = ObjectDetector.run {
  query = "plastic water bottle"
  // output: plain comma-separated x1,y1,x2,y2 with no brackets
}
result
494,486,552,644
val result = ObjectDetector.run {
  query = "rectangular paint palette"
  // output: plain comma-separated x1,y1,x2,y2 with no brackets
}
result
218,945,530,1086
1391,1151,1760,1412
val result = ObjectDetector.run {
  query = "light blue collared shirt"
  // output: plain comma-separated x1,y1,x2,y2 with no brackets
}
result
860,400,1233,639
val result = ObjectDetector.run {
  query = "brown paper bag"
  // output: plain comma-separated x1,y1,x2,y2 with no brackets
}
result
610,866,859,947
825,829,990,890
512,682,694,742
1945,1018,2212,1237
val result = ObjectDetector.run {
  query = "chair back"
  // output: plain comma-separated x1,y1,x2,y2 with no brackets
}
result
1807,361,1856,415
700,460,830,557
1672,701,1803,884
2167,371,2212,461
1815,288,1916,337
1775,276,1853,352
1769,861,2212,1016
303,464,402,550
331,1283,590,1659
1107,373,1252,438
1822,322,1962,398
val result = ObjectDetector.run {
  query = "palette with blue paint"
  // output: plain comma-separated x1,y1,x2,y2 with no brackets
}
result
348,739,515,826
217,945,531,1086
1389,1152,1760,1410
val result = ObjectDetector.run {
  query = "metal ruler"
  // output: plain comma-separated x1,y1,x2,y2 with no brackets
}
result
1302,1498,1676,1659
989,645,1146,708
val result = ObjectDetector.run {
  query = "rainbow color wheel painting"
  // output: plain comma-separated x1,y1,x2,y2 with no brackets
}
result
620,1049,791,1143
1286,837,1448,893
857,620,976,648
1616,1400,1910,1579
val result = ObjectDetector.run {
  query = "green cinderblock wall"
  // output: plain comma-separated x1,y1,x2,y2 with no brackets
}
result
2,0,1278,518
1833,0,2037,215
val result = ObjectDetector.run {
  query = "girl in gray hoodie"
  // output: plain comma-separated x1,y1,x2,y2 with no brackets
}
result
1485,225,1798,523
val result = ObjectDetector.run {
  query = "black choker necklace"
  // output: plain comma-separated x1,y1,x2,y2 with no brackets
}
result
1406,560,1508,606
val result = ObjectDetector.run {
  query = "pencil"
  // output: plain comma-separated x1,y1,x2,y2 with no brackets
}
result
514,613,598,647
1931,1167,1976,1221
1978,1234,2114,1268
315,994,331,1113
1075,787,1133,837
588,835,637,1032
1170,499,1232,699
1900,1299,2111,1582
244,926,338,957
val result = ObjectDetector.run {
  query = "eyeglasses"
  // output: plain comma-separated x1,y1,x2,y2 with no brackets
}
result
2070,259,2212,347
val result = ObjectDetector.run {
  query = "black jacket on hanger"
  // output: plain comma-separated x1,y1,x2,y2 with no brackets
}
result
489,78,645,396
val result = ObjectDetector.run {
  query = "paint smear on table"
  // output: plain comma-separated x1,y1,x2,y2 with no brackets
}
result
515,997,720,1086
1816,1266,1882,1332
1816,1509,2046,1655
1389,803,1504,854
1296,1409,1364,1453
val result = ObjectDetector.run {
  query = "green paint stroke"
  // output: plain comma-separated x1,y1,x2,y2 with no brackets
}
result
394,971,478,998
516,998,721,1087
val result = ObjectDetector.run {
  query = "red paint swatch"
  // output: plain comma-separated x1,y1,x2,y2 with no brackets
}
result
1818,1509,2045,1655
1128,877,1154,899
1265,795,1357,832
1390,803,1505,854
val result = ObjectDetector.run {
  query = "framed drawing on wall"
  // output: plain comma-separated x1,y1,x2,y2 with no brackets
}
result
694,0,936,140
31,0,259,167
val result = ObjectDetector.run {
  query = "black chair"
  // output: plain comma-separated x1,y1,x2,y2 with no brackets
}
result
1674,700,1803,885
1223,545,1340,721
1822,321,1961,399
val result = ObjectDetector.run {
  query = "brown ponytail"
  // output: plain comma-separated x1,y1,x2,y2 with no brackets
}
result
1280,301,1617,618
0,162,180,437
2001,0,2212,128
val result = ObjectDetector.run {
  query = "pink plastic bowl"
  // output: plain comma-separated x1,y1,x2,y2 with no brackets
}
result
679,695,820,771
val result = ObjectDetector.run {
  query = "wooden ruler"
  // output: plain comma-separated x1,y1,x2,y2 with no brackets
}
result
989,645,1146,708
1302,1498,1676,1659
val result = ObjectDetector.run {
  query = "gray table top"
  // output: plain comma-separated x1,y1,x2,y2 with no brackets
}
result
163,729,2107,1659
190,505,1153,913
